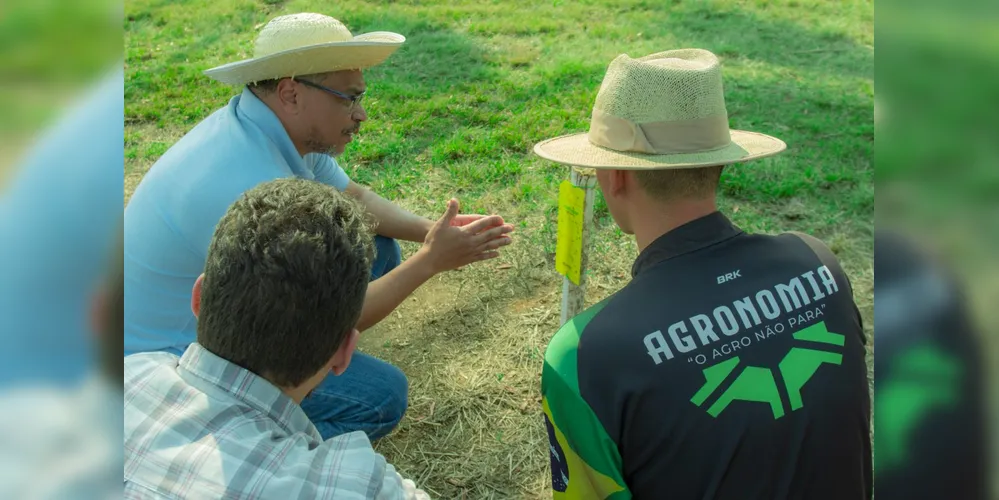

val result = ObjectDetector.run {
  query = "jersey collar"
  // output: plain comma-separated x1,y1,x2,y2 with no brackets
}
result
631,211,743,278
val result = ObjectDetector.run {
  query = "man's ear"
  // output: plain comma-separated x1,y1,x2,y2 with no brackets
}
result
191,274,205,318
608,169,632,197
275,78,302,113
330,328,360,376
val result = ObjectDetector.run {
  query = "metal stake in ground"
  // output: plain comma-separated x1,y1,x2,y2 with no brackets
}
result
556,166,597,325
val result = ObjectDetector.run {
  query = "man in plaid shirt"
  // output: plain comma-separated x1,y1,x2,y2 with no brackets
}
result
124,179,429,499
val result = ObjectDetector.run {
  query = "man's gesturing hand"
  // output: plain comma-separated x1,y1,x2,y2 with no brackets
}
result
419,198,514,273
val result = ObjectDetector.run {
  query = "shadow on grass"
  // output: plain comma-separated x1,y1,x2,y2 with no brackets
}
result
645,2,872,80
513,3,874,205
365,261,559,498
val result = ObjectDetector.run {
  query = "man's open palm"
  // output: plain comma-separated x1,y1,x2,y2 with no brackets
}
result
420,199,514,273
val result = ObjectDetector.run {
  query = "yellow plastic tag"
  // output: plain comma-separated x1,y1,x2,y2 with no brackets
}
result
556,180,586,285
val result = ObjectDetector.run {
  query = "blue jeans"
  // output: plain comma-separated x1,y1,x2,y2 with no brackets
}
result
300,235,407,440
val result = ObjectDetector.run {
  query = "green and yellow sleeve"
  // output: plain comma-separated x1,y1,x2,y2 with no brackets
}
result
541,301,631,500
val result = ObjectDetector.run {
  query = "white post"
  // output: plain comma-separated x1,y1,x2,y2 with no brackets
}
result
560,167,597,325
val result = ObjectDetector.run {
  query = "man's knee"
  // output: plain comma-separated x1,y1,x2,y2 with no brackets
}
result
380,362,409,427
371,235,402,279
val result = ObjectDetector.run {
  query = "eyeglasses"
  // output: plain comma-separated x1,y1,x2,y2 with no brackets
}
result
295,78,366,112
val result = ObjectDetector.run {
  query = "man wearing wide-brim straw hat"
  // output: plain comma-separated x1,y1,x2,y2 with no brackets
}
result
124,13,514,445
535,49,872,499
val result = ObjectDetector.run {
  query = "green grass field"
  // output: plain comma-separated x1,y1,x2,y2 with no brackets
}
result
0,0,120,187
125,0,874,497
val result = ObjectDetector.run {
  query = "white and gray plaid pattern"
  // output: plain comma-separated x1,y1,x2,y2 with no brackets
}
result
124,344,414,499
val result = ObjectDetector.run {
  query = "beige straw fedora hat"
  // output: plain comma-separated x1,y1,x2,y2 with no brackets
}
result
204,13,405,85
534,49,786,169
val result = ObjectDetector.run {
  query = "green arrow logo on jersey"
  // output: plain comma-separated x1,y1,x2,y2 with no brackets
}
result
691,321,845,419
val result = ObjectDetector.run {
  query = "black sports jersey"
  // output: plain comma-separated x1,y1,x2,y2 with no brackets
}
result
541,212,872,499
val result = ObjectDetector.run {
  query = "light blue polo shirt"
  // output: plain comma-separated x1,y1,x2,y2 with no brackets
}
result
0,67,123,384
124,87,351,356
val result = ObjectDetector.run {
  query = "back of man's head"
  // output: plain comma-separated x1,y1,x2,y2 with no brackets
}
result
196,178,374,388
633,165,723,202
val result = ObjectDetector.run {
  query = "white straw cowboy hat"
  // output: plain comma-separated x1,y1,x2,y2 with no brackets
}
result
204,13,405,85
534,49,786,169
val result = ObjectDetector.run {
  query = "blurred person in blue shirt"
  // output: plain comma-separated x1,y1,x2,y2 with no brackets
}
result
0,54,123,496
0,66,123,385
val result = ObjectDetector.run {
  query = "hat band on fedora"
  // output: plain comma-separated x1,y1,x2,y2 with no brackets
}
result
587,109,732,154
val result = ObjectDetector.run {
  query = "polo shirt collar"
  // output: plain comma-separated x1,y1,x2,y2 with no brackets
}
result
178,343,318,439
631,211,743,278
234,87,310,178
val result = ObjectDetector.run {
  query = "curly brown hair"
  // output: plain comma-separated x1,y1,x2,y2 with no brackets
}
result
196,178,374,387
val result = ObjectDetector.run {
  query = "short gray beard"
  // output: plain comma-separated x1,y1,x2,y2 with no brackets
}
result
304,130,340,157
304,122,360,157
306,140,339,157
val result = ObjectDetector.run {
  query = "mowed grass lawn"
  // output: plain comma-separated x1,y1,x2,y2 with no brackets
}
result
125,0,874,498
